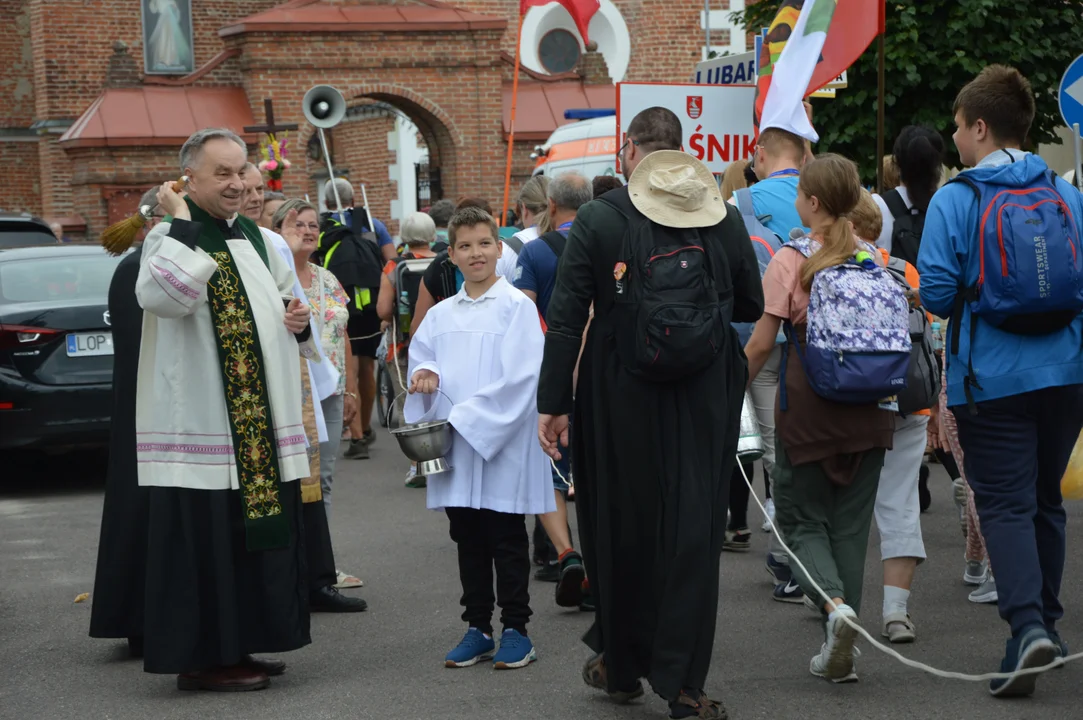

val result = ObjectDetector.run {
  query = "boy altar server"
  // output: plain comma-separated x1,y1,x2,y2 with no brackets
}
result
405,207,556,670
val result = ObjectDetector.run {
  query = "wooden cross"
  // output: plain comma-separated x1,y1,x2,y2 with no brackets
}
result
244,98,299,136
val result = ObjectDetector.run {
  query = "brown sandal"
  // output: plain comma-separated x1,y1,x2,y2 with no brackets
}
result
669,689,728,720
581,653,645,704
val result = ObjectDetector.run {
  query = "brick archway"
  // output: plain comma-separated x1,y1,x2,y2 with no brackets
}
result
221,1,509,230
297,85,464,224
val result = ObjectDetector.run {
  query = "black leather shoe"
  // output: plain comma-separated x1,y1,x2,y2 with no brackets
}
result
310,585,368,613
243,655,286,676
127,636,144,658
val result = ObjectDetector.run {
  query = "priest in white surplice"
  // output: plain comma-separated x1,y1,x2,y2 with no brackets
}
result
133,128,313,692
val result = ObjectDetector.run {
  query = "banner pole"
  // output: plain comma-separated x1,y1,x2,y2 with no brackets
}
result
876,31,885,194
500,14,524,227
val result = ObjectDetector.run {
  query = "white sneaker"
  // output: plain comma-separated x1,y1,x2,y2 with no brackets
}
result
810,604,859,683
762,499,776,533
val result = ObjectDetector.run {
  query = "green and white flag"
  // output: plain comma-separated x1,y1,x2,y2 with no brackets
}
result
758,0,839,142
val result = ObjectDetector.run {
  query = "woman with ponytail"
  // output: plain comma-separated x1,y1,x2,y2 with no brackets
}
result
744,154,896,684
872,125,945,262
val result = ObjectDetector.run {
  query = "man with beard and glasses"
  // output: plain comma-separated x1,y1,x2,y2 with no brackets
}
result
537,107,762,719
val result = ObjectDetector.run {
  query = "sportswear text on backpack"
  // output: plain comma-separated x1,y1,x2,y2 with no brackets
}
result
948,168,1083,409
598,191,733,383
882,189,924,266
883,256,940,414
781,237,912,405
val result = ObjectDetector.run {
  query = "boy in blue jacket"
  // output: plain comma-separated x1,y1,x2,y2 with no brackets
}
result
918,65,1083,698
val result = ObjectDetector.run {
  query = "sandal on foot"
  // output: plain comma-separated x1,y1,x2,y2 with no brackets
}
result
882,612,916,644
670,689,728,720
581,653,644,704
334,571,363,589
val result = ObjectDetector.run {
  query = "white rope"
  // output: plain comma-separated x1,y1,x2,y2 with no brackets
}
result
737,459,1081,680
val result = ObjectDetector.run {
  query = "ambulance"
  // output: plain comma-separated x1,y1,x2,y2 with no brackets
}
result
531,111,623,182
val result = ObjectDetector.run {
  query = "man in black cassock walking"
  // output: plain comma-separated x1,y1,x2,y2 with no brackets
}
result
537,107,763,720
89,189,159,656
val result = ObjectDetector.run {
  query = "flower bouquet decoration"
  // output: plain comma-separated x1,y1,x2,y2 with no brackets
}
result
258,133,292,191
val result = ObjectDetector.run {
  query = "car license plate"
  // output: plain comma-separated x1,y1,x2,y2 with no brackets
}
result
66,332,113,357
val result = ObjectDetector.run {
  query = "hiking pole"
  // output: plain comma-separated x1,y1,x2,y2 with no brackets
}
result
361,183,373,229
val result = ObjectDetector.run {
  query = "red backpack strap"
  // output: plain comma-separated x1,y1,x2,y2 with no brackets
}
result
538,309,548,334
750,236,776,257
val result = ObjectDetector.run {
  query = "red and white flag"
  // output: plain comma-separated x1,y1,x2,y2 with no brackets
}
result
520,0,601,46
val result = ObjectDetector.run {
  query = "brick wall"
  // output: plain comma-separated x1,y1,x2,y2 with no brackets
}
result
27,0,704,233
0,141,41,215
0,0,35,128
332,110,400,235
27,0,279,120
232,25,508,223
453,0,704,83
38,135,72,218
66,145,205,237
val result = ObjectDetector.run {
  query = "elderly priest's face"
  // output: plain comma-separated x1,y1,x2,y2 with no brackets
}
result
185,137,248,220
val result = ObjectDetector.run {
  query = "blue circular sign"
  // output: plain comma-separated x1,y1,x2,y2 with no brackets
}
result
1059,54,1083,137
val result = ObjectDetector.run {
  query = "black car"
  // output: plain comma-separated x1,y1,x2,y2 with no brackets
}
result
0,244,128,450
0,213,61,248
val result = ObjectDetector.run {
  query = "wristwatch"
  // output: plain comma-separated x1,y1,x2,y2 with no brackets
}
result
345,391,358,399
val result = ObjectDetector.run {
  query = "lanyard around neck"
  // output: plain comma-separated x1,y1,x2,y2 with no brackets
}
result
767,169,800,179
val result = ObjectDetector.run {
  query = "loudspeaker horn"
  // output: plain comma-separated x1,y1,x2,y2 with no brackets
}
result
303,85,346,129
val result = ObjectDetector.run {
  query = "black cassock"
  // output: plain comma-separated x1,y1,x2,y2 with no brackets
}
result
137,216,311,674
90,247,148,644
537,188,763,701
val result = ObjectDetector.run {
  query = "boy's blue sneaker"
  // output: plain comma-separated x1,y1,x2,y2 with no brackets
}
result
766,553,791,583
1049,630,1068,669
989,626,1057,697
493,629,536,669
444,628,496,668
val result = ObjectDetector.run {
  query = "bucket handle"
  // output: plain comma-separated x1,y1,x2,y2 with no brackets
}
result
387,386,454,430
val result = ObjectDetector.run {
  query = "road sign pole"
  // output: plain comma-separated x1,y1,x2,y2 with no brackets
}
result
1075,123,1082,190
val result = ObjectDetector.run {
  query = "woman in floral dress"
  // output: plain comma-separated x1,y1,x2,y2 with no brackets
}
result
274,199,364,593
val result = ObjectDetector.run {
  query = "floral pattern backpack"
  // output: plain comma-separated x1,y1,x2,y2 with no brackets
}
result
782,235,912,405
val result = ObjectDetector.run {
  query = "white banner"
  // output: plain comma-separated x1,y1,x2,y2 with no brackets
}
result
616,83,757,175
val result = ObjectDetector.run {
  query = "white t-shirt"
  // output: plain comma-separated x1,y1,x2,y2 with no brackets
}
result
871,185,917,254
496,225,541,279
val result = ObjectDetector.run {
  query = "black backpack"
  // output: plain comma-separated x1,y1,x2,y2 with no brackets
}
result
314,212,385,316
883,189,925,267
882,256,941,414
599,190,733,382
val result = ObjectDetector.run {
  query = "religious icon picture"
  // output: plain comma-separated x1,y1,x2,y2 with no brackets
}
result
141,0,195,75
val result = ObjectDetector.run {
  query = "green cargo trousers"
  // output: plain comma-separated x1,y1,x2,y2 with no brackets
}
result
772,440,885,627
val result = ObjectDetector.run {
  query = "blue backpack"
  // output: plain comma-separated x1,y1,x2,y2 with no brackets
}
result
733,188,784,274
949,168,1083,409
781,236,912,406
732,188,784,346
951,169,1083,334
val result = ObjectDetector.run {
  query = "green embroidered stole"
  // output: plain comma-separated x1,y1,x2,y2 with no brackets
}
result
184,198,289,551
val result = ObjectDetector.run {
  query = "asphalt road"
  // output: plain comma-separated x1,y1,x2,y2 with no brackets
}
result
1,440,1080,720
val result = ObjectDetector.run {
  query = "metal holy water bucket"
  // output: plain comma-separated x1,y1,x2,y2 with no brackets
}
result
388,389,454,476
737,392,764,461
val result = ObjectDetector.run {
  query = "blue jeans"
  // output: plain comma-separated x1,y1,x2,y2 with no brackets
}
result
320,393,345,522
952,384,1083,636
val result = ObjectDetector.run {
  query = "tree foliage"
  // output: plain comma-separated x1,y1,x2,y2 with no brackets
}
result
734,0,1083,181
